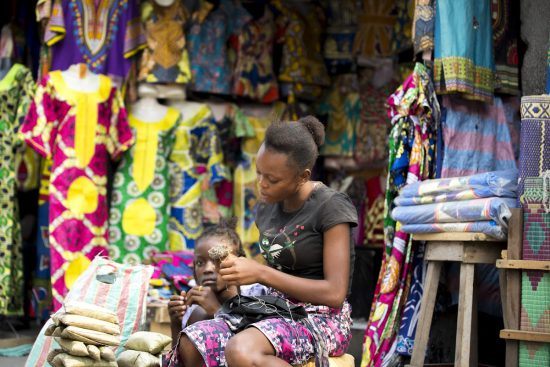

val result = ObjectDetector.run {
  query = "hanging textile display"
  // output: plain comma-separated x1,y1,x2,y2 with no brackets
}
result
108,108,180,265
43,0,146,86
138,0,192,84
361,62,438,367
353,0,397,63
233,6,279,103
412,0,435,55
363,176,385,247
391,0,413,54
187,0,251,95
21,71,134,310
0,63,34,316
433,0,494,102
323,0,358,75
491,0,519,95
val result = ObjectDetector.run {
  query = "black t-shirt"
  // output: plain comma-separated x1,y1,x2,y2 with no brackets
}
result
255,183,358,294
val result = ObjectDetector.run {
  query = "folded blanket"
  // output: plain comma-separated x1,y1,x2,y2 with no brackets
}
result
398,169,518,198
401,221,506,239
392,197,517,227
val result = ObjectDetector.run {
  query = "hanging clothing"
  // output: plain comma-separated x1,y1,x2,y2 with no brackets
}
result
0,64,34,316
138,0,192,84
44,0,146,86
187,0,251,95
353,0,397,63
233,7,279,103
318,74,361,158
361,63,438,367
21,71,134,310
323,0,359,75
109,108,180,265
412,0,435,55
169,103,229,250
391,0,414,54
491,0,519,95
433,0,495,102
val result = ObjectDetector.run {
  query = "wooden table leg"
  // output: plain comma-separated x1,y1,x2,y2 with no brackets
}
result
455,263,476,367
409,260,442,367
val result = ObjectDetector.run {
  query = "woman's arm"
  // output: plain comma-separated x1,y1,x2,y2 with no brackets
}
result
219,223,350,308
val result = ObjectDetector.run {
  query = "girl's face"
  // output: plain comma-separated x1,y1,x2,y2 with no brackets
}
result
255,144,305,204
193,236,236,292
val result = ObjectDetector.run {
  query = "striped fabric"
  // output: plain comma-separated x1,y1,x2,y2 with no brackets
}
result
25,257,153,366
441,96,517,178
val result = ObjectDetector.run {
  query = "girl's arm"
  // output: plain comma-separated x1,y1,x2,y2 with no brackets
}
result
219,223,350,308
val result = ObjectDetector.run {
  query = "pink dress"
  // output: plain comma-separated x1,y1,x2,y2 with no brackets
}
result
21,71,134,310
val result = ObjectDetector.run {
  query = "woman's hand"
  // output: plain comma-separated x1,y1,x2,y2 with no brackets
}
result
184,286,222,317
219,256,263,286
168,291,187,325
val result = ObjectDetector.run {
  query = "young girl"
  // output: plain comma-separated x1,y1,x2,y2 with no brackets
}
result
178,116,358,367
167,219,265,345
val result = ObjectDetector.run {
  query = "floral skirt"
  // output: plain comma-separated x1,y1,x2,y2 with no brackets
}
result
181,290,352,367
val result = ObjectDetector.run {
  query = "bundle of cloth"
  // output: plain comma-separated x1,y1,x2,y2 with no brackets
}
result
45,301,120,367
117,331,172,367
391,170,519,239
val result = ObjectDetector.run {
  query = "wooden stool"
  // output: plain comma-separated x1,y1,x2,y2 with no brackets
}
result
407,233,507,367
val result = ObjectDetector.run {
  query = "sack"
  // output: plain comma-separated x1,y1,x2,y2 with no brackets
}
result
220,295,308,332
53,312,121,335
61,326,121,346
117,350,160,367
52,326,65,337
47,350,64,367
26,258,154,367
124,331,172,354
64,301,119,325
99,347,115,362
55,338,88,357
51,353,118,367
87,345,101,361
45,323,57,336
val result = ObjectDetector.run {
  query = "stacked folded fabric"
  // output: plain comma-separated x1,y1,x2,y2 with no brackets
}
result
45,301,120,367
117,331,172,367
391,170,519,239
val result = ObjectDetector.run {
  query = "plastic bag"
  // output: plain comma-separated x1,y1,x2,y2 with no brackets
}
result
55,338,88,357
64,301,119,325
53,312,120,335
61,326,121,346
99,347,116,362
124,331,172,354
87,345,101,361
51,353,118,367
117,350,160,367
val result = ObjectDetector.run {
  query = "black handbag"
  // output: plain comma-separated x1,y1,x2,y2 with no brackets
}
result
219,295,308,332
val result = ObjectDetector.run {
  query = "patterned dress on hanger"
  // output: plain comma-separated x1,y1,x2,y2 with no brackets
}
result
0,64,34,316
109,107,180,265
21,71,133,310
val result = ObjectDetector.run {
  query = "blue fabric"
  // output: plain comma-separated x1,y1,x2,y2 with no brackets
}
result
401,221,507,239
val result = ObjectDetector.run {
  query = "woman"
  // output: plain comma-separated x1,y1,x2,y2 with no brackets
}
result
178,116,358,367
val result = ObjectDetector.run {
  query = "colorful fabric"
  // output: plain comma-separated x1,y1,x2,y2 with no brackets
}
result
138,0,192,84
187,0,251,95
109,108,180,265
353,0,397,61
397,169,518,203
21,71,133,310
233,7,279,103
412,0,435,54
440,96,517,178
318,74,361,157
275,1,330,99
361,63,438,367
434,0,495,102
363,176,385,247
391,0,413,54
169,102,229,250
181,289,352,367
24,257,154,367
401,221,507,239
0,64,34,316
518,96,550,198
521,176,550,261
45,0,146,86
323,0,358,74
491,0,519,95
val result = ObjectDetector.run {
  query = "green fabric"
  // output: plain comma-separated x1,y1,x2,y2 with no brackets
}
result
0,343,32,357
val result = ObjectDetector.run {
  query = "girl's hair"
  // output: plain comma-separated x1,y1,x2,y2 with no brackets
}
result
263,115,325,172
196,217,246,257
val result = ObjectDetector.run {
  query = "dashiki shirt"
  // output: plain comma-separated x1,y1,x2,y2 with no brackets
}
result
169,102,229,250
109,107,180,265
433,0,495,102
233,7,279,103
0,64,34,316
21,71,133,310
44,0,146,86
187,0,251,95
138,0,192,84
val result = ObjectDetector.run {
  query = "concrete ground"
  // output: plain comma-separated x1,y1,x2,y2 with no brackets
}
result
0,322,40,367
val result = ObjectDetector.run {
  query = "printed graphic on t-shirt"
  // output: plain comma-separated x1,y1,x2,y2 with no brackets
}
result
259,224,306,270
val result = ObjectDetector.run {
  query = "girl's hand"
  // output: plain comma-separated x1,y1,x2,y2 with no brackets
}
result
184,286,222,317
167,291,187,324
219,256,262,286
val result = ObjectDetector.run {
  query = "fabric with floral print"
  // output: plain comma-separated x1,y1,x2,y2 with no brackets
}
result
20,71,133,310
